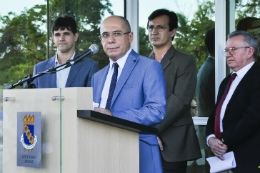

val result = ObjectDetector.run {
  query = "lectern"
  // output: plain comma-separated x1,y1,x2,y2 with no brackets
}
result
3,88,157,173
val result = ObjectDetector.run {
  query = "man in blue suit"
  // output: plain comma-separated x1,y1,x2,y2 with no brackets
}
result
32,15,98,88
92,16,166,173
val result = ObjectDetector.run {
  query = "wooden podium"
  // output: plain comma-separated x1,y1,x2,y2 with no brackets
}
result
3,88,157,173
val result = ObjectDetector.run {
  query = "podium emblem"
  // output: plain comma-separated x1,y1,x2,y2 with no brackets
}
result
20,115,38,152
17,112,41,167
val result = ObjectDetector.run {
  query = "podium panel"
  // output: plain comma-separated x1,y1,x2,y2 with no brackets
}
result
0,89,3,172
3,88,61,173
3,88,139,173
61,88,139,173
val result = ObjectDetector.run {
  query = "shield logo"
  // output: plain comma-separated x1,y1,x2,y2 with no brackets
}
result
20,115,38,152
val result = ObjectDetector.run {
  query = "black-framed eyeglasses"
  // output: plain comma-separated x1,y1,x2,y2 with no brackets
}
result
147,25,168,32
222,47,250,57
99,31,131,41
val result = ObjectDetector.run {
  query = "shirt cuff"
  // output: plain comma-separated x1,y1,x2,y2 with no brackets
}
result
206,134,216,147
93,102,99,110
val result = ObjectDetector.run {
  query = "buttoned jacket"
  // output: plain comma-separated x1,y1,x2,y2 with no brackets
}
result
149,46,201,162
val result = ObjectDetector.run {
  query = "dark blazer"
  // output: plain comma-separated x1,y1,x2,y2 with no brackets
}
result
196,56,215,118
196,56,215,149
148,46,201,162
206,63,260,173
32,53,98,88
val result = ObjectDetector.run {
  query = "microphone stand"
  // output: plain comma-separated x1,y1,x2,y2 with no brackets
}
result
6,49,93,89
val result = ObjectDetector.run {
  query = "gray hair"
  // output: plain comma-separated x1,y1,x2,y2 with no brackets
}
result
228,30,259,61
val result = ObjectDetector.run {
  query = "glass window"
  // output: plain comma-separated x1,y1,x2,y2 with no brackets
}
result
0,89,2,172
234,0,260,64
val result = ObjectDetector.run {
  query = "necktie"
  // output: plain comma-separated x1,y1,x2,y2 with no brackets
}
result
214,73,237,139
105,63,119,110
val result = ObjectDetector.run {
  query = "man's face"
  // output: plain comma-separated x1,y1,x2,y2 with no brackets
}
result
52,28,78,54
225,35,254,72
148,15,176,48
100,17,133,61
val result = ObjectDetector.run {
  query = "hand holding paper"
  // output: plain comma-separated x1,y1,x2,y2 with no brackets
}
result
206,151,236,173
208,137,228,160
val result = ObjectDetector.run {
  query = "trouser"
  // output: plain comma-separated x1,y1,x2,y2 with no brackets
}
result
161,157,187,173
217,170,233,173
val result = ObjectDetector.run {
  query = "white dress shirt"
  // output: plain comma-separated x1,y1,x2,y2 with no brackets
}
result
99,48,132,108
55,52,75,88
207,61,255,144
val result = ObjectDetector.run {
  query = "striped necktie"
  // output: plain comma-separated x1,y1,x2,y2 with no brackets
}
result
105,63,119,110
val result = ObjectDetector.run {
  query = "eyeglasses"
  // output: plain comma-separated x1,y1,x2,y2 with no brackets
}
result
222,47,250,57
99,31,131,41
147,25,168,32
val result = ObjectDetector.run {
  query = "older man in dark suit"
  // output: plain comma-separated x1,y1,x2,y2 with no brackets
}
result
206,30,260,173
147,9,201,173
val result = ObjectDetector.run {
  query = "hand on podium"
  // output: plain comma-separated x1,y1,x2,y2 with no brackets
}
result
94,107,113,116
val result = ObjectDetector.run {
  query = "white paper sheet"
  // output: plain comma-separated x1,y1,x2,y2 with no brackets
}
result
206,151,236,173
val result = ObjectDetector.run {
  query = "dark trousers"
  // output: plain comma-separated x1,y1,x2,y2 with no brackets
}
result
162,157,187,173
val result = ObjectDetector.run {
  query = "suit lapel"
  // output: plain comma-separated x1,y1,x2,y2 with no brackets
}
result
110,50,139,108
148,46,176,70
224,63,257,116
96,65,110,104
66,53,83,87
160,46,175,70
216,75,230,107
48,56,57,88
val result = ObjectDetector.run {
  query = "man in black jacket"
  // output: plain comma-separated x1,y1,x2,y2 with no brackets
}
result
206,30,260,173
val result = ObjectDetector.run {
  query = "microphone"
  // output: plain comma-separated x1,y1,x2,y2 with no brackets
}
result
6,44,99,89
71,44,99,64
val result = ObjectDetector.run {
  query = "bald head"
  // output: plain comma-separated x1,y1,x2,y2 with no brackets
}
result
100,15,133,61
101,16,131,33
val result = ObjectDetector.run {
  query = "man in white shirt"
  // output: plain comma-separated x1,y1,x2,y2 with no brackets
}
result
206,30,260,173
91,15,166,173
33,15,98,88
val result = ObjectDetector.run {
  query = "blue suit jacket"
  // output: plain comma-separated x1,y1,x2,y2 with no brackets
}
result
91,50,166,173
32,54,98,88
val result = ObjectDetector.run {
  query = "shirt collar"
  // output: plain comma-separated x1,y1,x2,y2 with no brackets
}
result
109,48,132,70
208,55,215,60
155,52,167,63
55,52,76,65
232,61,255,79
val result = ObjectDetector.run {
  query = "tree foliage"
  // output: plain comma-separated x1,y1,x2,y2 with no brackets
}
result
0,5,47,85
235,0,260,27
174,1,215,71
139,26,152,56
0,0,113,86
0,0,259,86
